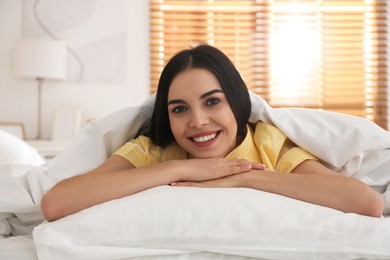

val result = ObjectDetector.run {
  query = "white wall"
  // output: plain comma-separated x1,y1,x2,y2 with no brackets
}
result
0,0,150,139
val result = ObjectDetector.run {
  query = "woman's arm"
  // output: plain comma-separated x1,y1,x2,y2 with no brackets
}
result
41,156,263,221
172,160,384,217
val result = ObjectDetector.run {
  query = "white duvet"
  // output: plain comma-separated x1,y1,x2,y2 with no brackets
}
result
1,92,390,259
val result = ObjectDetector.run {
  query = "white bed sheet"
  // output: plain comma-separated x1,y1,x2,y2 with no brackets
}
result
0,235,38,260
2,92,390,259
0,233,261,260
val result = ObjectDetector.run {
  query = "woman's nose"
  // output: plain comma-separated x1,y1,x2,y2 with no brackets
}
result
188,110,209,128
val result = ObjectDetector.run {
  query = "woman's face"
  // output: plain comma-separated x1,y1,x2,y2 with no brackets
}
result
167,68,238,159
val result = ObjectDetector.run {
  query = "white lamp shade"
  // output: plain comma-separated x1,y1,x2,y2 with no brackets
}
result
13,38,67,80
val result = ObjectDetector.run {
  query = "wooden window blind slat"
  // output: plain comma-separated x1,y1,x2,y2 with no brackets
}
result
150,0,388,129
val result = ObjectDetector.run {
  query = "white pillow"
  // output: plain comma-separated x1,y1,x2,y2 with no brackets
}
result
33,186,390,260
0,130,44,166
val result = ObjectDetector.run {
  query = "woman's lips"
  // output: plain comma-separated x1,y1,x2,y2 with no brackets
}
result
188,131,221,147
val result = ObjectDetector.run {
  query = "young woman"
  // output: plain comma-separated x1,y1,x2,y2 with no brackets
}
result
41,44,384,221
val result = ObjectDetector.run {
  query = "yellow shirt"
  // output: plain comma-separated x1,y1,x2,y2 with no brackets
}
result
114,121,317,173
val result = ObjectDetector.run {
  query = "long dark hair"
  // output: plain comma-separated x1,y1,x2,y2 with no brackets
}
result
149,44,251,147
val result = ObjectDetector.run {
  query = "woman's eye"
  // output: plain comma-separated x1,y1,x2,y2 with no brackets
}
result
206,98,220,106
172,106,187,113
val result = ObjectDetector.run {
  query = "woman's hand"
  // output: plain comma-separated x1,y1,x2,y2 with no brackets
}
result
172,158,265,185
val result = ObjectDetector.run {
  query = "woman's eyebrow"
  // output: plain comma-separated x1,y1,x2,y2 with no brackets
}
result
167,99,186,106
200,89,223,100
168,89,223,106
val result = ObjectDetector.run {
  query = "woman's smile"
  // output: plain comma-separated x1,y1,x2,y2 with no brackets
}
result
188,130,221,147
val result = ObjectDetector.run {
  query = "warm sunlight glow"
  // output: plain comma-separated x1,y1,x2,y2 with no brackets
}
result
269,10,321,106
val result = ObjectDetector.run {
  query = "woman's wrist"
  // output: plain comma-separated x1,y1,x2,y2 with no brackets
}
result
239,170,255,188
159,160,187,183
240,170,268,188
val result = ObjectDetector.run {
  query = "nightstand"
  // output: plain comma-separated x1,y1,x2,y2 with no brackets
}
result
26,140,69,160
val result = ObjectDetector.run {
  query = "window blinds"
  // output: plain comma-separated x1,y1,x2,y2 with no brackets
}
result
150,0,388,129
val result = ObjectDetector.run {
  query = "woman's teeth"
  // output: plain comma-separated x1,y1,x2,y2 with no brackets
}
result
193,133,217,143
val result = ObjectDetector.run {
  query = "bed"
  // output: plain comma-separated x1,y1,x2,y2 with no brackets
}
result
1,92,390,260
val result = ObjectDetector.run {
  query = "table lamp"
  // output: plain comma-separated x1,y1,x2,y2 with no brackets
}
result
13,38,66,139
